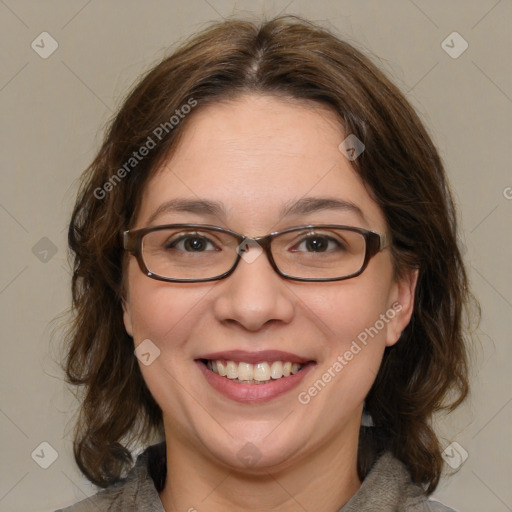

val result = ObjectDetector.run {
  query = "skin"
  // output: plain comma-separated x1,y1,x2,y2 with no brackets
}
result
122,94,418,512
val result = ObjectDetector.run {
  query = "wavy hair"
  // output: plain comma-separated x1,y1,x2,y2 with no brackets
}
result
64,15,477,493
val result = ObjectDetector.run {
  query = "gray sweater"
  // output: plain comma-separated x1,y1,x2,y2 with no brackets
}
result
57,444,456,512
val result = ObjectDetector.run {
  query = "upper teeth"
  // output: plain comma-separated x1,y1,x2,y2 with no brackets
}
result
207,360,303,382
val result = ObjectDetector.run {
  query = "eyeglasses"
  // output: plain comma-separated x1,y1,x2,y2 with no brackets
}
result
123,224,389,283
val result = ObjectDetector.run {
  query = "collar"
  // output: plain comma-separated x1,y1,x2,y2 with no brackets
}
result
64,443,452,512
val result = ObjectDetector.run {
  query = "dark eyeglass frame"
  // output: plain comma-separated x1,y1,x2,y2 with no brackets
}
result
123,223,389,283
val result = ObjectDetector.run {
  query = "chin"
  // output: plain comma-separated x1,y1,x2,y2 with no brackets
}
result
192,424,309,473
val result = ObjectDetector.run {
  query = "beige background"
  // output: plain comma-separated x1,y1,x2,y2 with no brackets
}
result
0,1,511,511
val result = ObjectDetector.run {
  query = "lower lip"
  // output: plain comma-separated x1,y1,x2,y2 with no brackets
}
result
196,360,315,403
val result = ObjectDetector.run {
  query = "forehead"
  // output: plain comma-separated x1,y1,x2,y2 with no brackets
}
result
137,94,386,233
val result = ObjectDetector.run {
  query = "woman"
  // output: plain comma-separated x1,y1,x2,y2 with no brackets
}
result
60,15,476,512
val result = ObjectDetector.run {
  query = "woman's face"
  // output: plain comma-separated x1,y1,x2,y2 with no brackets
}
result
123,94,416,472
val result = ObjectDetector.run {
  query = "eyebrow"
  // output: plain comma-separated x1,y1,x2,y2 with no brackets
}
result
146,196,366,225
147,198,225,225
279,197,366,222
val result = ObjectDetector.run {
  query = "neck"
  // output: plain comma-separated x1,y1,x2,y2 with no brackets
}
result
159,418,362,512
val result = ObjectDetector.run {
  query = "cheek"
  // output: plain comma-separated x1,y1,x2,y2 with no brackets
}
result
125,265,221,405
324,291,389,380
294,286,391,424
298,275,393,349
125,261,208,345
125,268,213,422
296,270,394,392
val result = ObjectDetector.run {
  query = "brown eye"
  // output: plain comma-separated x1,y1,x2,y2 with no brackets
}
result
166,234,218,252
291,234,344,253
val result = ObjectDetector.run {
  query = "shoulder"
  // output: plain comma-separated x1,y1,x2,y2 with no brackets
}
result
422,500,459,512
378,453,458,512
55,443,166,512
341,451,458,512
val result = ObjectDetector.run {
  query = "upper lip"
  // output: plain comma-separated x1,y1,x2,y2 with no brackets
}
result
196,350,313,364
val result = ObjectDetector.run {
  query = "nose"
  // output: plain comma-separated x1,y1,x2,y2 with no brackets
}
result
212,245,295,331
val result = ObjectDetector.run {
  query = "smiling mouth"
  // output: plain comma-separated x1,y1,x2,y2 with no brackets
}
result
200,359,306,384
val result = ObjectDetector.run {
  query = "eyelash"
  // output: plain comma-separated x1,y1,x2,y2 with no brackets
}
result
165,232,346,253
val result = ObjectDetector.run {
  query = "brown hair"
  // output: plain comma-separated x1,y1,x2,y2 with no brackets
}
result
65,15,477,493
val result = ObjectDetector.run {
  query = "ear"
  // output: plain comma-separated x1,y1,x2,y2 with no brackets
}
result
122,297,134,337
385,268,418,347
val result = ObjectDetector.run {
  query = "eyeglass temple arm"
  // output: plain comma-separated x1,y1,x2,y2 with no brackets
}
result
123,230,136,252
380,233,390,250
